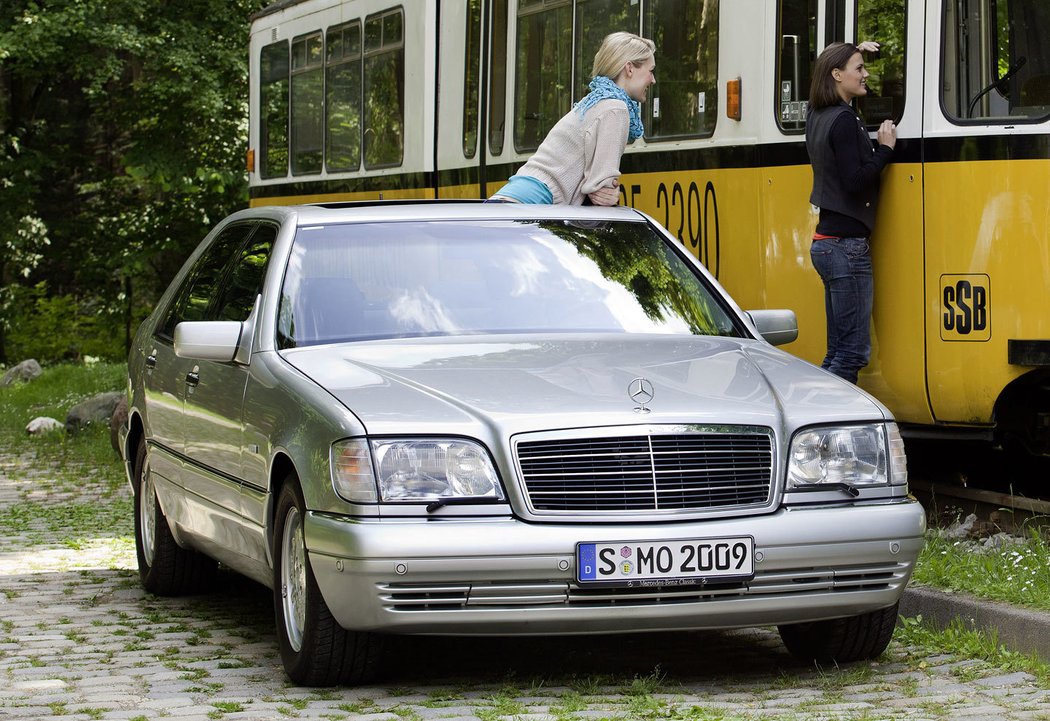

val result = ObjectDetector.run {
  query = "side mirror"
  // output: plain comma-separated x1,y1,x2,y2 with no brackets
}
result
174,321,242,362
745,309,798,346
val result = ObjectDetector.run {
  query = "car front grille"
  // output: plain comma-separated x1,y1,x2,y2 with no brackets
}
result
514,427,774,514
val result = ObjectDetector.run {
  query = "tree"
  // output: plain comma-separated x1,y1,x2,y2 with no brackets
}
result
0,0,268,362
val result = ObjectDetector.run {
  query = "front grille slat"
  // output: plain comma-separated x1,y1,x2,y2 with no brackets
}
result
517,429,774,513
379,563,908,612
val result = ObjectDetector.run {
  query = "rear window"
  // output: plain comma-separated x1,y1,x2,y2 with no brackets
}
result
276,220,743,348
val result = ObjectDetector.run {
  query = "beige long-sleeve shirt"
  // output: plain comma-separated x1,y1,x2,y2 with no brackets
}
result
514,99,630,205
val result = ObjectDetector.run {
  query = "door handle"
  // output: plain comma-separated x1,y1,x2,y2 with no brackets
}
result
145,353,157,373
185,367,200,387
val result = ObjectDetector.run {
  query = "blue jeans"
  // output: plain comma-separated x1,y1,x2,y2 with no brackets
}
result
810,237,873,384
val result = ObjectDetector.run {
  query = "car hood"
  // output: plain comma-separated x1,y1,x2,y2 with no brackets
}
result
280,335,887,436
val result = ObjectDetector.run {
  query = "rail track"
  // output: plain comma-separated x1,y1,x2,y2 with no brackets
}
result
905,438,1050,534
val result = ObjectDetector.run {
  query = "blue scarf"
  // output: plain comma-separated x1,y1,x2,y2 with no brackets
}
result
574,75,645,141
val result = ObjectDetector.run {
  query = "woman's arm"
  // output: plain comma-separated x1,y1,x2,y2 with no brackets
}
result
581,101,630,205
830,113,894,191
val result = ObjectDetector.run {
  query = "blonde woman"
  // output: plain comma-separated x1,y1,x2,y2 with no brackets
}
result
489,31,656,205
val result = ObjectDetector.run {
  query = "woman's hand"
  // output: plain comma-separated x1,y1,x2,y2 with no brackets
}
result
587,180,620,206
857,40,880,54
877,119,897,149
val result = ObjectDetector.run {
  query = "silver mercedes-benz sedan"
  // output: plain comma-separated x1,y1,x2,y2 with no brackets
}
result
120,201,925,686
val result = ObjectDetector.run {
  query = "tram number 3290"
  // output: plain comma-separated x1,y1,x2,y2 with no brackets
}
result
620,180,721,277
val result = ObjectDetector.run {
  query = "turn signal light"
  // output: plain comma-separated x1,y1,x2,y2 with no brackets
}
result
727,78,741,121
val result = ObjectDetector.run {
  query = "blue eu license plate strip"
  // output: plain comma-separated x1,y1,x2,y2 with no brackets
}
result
577,537,754,585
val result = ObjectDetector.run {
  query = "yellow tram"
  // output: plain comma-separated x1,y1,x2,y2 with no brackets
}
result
248,0,1050,453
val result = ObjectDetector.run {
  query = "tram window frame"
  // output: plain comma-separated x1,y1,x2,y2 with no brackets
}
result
488,0,509,156
942,0,1050,124
513,0,573,153
290,31,325,176
260,40,290,179
854,0,906,128
326,20,363,173
363,8,406,169
643,0,719,140
775,0,817,134
464,0,482,159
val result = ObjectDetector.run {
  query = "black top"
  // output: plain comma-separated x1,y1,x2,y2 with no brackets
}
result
807,103,893,237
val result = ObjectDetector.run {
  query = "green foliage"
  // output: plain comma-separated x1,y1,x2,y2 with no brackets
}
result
4,282,125,362
0,0,270,363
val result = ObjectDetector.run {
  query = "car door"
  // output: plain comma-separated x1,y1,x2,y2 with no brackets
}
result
144,224,256,482
146,223,257,524
178,223,276,552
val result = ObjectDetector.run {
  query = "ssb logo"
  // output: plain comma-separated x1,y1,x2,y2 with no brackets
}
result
940,274,990,342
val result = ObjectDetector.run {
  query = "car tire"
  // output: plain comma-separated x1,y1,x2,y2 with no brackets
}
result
273,476,383,686
133,440,218,595
777,602,900,664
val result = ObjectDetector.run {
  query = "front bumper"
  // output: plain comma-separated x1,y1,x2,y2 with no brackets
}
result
305,500,926,635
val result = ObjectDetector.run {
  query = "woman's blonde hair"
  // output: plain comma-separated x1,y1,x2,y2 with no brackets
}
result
591,32,656,80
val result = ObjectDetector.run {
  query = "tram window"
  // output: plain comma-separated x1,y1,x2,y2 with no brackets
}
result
855,0,905,126
644,0,719,139
514,0,572,152
573,0,641,102
776,0,816,133
364,9,405,168
260,41,289,179
942,0,1050,122
488,0,508,156
291,32,324,175
326,21,362,173
464,0,482,159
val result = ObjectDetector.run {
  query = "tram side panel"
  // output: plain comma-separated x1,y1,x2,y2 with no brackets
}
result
921,0,1050,450
923,154,1050,429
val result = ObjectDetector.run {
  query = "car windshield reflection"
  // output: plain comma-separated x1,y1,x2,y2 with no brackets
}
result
277,219,742,348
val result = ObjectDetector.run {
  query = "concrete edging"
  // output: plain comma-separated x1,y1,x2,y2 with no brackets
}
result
900,585,1050,661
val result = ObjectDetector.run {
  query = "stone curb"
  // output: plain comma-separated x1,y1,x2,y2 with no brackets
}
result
900,585,1050,661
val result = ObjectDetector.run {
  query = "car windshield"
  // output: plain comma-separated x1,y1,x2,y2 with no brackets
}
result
276,219,742,347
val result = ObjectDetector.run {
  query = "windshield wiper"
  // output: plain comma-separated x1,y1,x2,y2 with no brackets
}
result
425,497,506,513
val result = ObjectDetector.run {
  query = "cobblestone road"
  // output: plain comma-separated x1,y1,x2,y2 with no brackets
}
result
2,451,1050,721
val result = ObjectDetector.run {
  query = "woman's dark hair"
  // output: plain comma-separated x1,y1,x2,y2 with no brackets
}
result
809,42,860,109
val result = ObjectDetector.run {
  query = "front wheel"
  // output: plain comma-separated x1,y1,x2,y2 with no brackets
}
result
778,602,900,664
132,439,217,595
273,476,383,686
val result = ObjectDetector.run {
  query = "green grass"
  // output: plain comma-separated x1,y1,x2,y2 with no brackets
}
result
0,360,127,473
911,526,1050,611
895,615,1050,685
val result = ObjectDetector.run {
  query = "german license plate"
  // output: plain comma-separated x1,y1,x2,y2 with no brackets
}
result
576,537,754,586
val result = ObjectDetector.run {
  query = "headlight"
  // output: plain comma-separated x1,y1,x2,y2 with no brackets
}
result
332,438,504,503
787,423,907,490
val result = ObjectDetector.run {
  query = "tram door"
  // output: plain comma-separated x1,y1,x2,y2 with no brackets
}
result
921,0,1050,428
799,0,930,424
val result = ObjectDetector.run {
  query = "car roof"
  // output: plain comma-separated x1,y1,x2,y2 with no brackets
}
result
233,201,650,227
